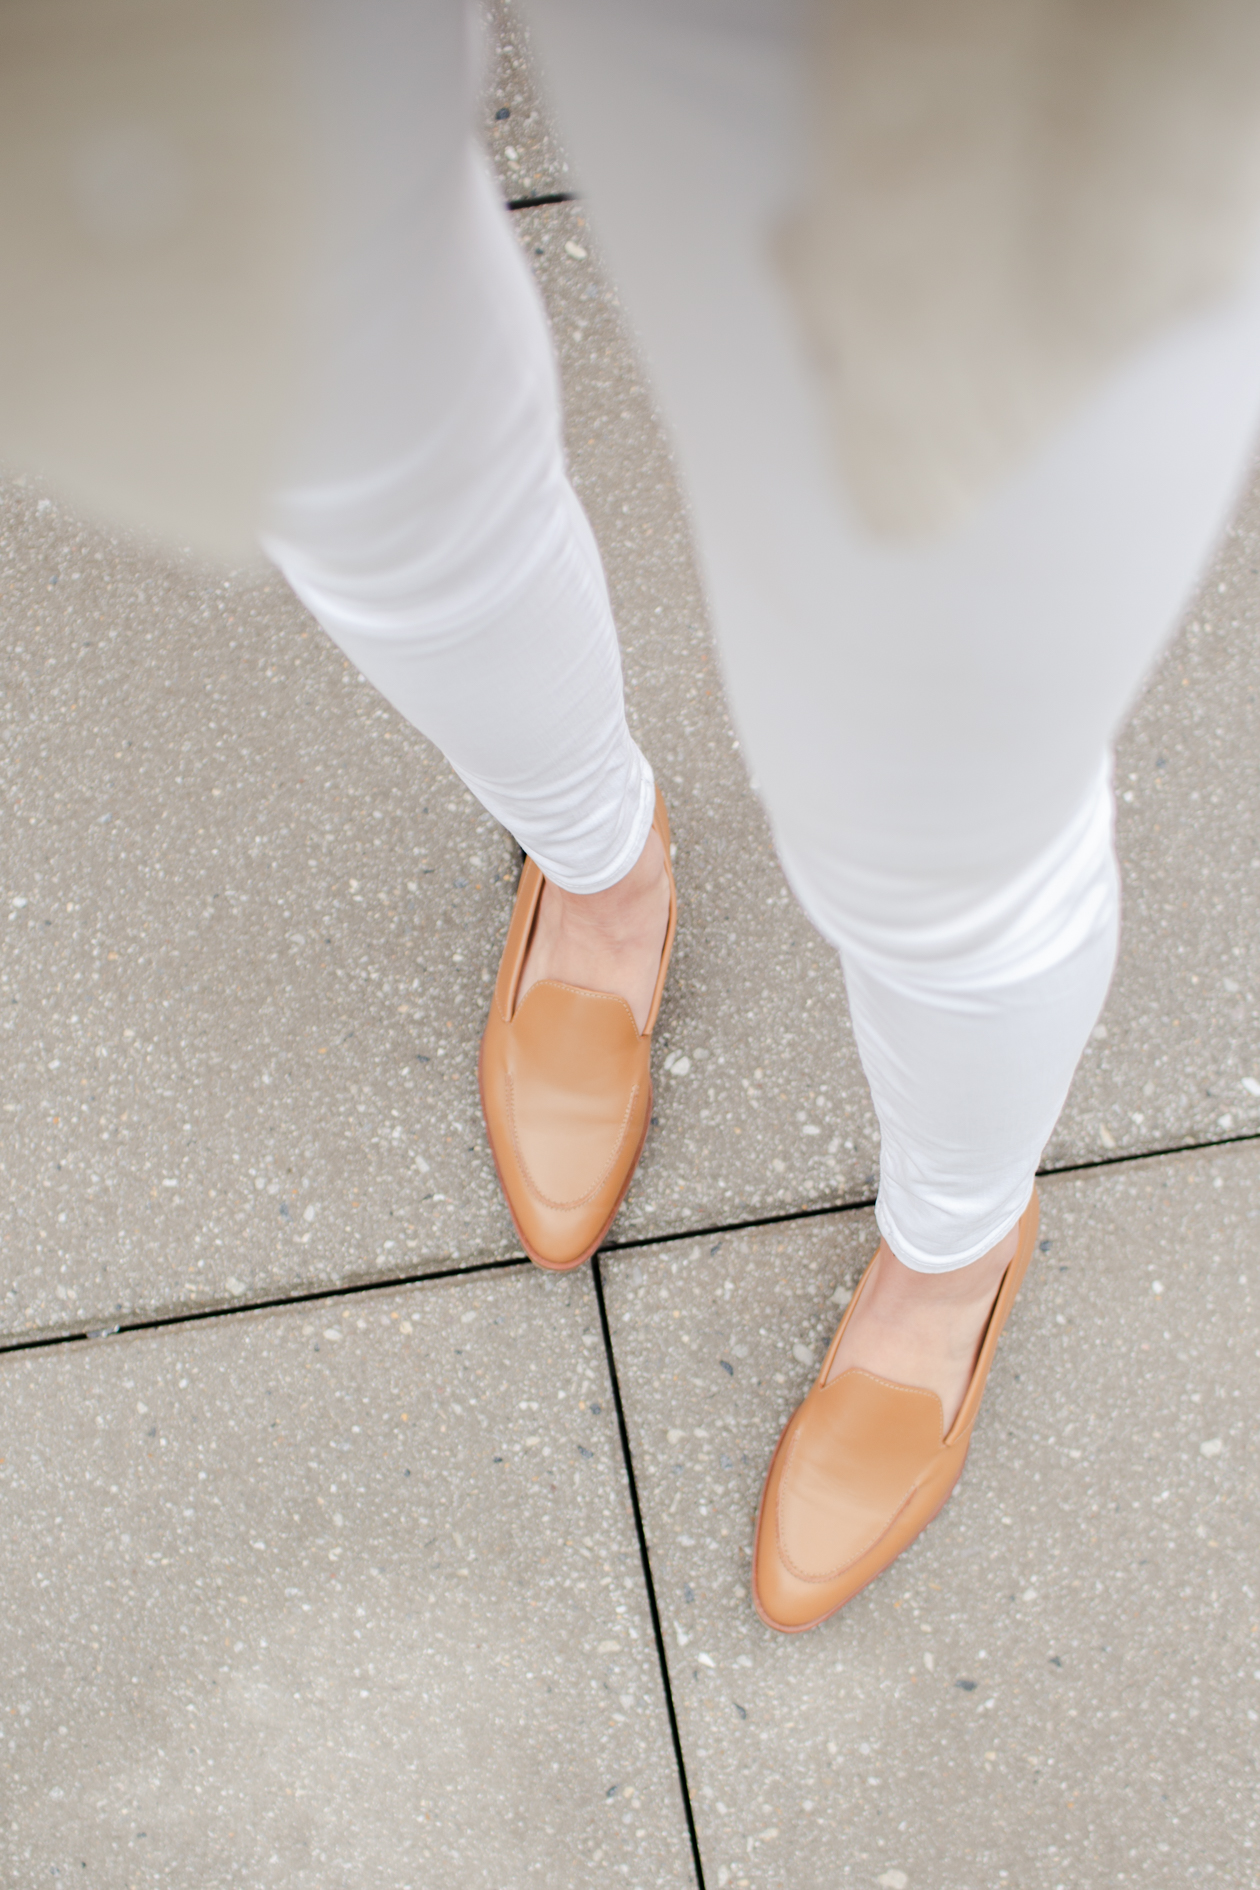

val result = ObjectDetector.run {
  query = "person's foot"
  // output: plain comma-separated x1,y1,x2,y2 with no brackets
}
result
825,1224,1020,1431
517,825,672,1033
480,790,677,1271
752,1199,1038,1630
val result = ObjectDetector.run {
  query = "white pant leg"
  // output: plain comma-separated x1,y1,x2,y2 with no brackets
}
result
524,0,1260,1263
262,3,654,895
787,772,1119,1269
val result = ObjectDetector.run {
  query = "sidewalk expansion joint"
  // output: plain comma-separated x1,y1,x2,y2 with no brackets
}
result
0,1253,532,1358
3,1125,1256,1361
592,1253,707,1890
506,190,580,211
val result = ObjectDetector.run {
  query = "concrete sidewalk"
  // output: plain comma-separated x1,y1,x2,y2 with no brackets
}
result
1,8,1257,1886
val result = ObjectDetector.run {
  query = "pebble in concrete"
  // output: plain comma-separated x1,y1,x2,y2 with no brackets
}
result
602,1147,1260,1889
0,1264,693,1887
482,0,574,202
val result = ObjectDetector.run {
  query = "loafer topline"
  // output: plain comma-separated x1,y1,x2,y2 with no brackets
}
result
753,1192,1040,1632
478,788,676,1271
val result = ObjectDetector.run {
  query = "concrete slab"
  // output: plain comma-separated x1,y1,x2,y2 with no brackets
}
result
7,197,1260,1340
0,476,524,1339
0,205,877,1342
481,0,573,204
1057,473,1260,1167
601,1146,1260,1889
0,1262,694,1887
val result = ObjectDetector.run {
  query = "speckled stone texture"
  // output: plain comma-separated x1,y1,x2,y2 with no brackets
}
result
482,0,574,202
1056,470,1260,1167
0,485,524,1337
601,1147,1260,1890
0,1263,693,1887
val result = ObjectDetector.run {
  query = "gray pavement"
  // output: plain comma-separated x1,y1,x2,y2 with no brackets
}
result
603,1147,1260,1889
0,1264,692,1888
1,10,1259,1886
483,0,574,202
7,200,1260,1339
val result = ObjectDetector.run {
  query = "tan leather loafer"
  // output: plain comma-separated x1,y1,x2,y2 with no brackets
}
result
478,789,677,1272
752,1193,1040,1632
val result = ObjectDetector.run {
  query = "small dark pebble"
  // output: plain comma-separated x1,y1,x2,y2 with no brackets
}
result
577,1444,594,1459
955,1678,977,1692
720,1359,734,1376
684,1584,695,1603
495,106,511,120
588,1402,601,1415
1039,1239,1051,1253
734,1703,747,1719
1049,1655,1063,1668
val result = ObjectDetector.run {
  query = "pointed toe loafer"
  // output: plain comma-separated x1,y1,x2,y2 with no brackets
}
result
479,790,676,1271
753,1193,1040,1632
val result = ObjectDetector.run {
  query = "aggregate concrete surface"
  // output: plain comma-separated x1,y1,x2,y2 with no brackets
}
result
482,0,574,202
7,194,1260,1338
602,1147,1260,1890
0,1264,693,1887
9,199,1260,1337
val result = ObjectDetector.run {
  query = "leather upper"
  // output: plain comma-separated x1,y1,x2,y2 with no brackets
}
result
754,1193,1040,1631
479,790,676,1270
776,1372,944,1583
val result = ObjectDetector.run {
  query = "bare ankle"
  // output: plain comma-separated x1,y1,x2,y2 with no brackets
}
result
554,828,667,927
825,1221,1022,1420
880,1225,1018,1303
517,825,671,1031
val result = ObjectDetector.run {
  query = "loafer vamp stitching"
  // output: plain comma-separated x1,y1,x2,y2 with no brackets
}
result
774,1370,945,1584
505,1071,640,1213
776,1430,922,1584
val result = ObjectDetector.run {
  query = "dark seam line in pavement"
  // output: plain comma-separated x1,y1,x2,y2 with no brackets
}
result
506,190,579,211
592,1254,707,1890
0,1253,532,1359
1036,1124,1260,1178
6,1126,1256,1361
596,1125,1260,1258
599,1194,878,1257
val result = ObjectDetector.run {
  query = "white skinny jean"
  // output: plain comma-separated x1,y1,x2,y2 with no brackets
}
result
263,1,1260,1269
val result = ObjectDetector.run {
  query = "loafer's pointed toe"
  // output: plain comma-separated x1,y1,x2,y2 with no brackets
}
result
480,979,652,1268
754,1370,952,1630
